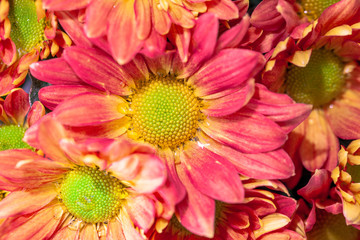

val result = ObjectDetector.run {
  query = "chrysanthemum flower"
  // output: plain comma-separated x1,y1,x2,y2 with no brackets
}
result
0,0,71,96
260,2,360,174
29,14,311,237
151,178,306,240
0,117,171,239
331,139,360,226
41,0,239,64
0,88,44,150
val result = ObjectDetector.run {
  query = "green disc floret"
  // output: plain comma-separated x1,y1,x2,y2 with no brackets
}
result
8,0,46,55
130,76,201,149
60,166,127,223
0,125,32,150
301,0,339,19
286,49,345,107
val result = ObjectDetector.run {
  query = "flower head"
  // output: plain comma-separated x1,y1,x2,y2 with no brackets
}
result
41,0,239,64
0,118,170,239
0,0,71,96
29,14,311,237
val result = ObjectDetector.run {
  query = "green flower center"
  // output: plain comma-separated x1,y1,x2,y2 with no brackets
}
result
0,125,31,150
301,0,339,19
130,75,202,149
286,49,345,107
307,210,360,240
8,0,46,56
60,166,127,223
345,164,360,183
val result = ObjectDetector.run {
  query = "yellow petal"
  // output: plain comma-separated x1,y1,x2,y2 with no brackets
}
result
324,25,352,36
254,213,290,238
289,49,312,67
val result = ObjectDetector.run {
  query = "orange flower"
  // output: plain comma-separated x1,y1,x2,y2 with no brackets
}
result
0,0,71,96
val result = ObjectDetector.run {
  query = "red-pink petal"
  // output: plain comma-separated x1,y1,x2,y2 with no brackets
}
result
30,58,83,85
189,49,265,98
53,93,126,127
26,101,45,127
0,185,57,218
4,88,30,125
175,164,215,238
197,132,295,179
200,109,287,153
201,79,255,117
109,153,166,193
39,85,104,110
125,195,155,231
84,0,113,38
180,141,244,203
108,2,143,65
297,169,332,201
64,47,134,95
42,0,89,10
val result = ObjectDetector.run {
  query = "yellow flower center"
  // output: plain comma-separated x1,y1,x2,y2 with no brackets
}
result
129,75,202,149
0,125,32,150
285,49,345,107
60,166,127,223
307,210,360,240
8,0,46,56
301,0,339,19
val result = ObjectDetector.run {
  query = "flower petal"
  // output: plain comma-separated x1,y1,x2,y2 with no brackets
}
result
64,47,134,95
197,131,295,179
200,109,287,153
4,88,30,125
206,0,239,20
189,49,265,98
84,0,113,38
0,184,57,218
42,0,88,10
125,195,155,231
180,141,244,203
119,210,144,240
175,163,215,238
53,93,126,127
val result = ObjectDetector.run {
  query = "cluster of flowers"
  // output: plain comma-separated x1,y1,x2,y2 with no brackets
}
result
0,0,360,239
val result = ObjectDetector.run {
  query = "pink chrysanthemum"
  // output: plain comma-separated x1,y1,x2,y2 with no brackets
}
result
0,0,71,96
0,88,44,150
29,14,311,237
41,0,240,64
0,118,172,239
259,0,360,177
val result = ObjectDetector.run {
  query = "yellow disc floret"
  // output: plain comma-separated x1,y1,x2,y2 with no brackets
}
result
286,49,345,107
130,75,202,149
8,0,46,56
60,166,128,223
0,125,32,150
301,0,339,19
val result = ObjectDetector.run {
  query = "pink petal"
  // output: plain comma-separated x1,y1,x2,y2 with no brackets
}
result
109,153,166,193
42,0,89,10
183,13,218,76
200,109,287,153
297,169,331,201
197,131,295,179
30,58,83,85
0,149,66,190
250,0,285,31
134,0,151,40
84,0,113,38
0,185,57,218
180,141,244,203
216,15,250,52
119,210,144,240
37,117,72,164
26,101,45,127
4,88,30,125
206,0,239,20
108,2,143,65
189,49,265,98
175,163,215,238
53,93,126,127
201,79,255,117
64,47,134,95
141,29,167,58
125,195,155,231
38,85,104,110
